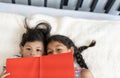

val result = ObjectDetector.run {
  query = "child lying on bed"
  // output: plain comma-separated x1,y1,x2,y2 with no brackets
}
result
46,35,96,78
0,20,51,78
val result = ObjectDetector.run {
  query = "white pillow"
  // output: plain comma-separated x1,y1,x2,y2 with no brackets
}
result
0,13,25,71
0,12,120,78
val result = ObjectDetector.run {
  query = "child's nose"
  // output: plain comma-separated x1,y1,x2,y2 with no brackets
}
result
31,51,37,56
53,51,58,55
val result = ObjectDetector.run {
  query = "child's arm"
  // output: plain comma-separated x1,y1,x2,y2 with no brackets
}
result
80,69,94,78
0,70,10,78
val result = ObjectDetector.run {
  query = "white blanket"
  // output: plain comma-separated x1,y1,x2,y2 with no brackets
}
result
0,12,120,78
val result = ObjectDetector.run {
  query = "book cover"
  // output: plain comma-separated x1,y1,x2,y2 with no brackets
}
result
6,52,75,78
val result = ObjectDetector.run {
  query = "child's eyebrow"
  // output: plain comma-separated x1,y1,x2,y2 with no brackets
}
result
56,45,63,47
24,45,31,47
36,47,42,49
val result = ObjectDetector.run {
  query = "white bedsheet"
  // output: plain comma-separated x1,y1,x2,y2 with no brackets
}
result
0,2,120,20
0,13,120,78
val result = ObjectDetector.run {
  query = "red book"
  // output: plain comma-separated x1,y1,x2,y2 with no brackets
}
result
6,52,75,78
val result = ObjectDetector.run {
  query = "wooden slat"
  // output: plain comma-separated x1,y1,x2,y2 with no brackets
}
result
60,0,64,9
75,0,84,10
104,0,116,13
44,0,47,7
28,0,31,5
90,0,98,12
64,0,69,6
117,6,120,11
12,0,15,4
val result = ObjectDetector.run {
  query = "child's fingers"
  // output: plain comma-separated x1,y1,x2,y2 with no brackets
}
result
2,70,6,74
1,73,10,78
0,70,10,78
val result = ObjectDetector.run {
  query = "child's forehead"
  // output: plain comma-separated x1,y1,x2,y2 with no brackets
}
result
25,41,44,45
49,40,63,44
48,41,66,46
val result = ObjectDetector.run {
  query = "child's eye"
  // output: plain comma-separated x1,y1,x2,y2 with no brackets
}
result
47,50,53,55
47,52,52,55
36,49,41,52
26,48,31,51
56,49,62,52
